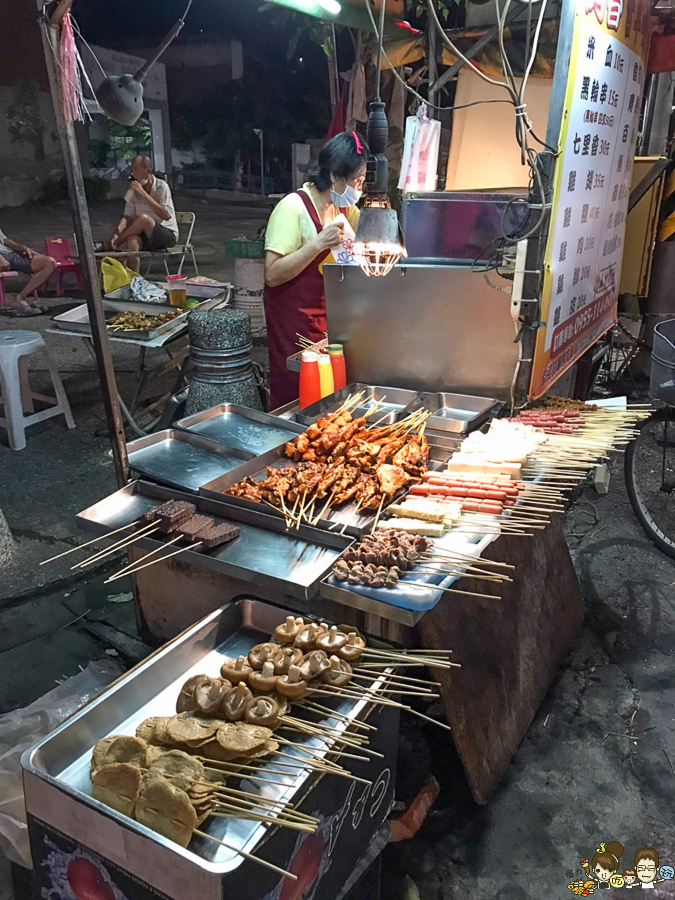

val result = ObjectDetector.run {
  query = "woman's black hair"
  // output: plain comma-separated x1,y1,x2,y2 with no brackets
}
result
310,132,368,192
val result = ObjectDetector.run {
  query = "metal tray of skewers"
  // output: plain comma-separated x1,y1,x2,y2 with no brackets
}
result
294,383,426,426
199,439,450,540
175,404,305,456
105,281,228,312
76,480,352,599
320,525,499,627
22,598,398,894
125,429,256,493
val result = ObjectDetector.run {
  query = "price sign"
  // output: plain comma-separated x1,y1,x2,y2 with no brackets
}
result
529,0,652,399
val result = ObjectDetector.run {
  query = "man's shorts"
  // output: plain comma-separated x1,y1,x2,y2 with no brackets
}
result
0,251,32,275
141,223,178,252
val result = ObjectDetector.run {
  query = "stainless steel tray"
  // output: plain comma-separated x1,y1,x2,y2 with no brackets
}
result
321,530,498,627
22,598,388,874
126,429,255,493
295,383,425,427
200,443,453,539
175,405,304,455
410,392,503,434
76,480,351,598
105,283,227,312
53,303,185,341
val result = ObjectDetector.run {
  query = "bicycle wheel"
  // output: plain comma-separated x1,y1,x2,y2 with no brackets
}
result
625,408,675,559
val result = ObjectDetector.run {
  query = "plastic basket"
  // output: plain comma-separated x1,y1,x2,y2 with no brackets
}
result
650,318,675,404
225,237,265,259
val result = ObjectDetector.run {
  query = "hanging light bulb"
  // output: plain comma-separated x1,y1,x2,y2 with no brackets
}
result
353,2,406,277
317,0,342,13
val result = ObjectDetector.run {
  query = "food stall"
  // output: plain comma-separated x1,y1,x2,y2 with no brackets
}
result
25,0,658,894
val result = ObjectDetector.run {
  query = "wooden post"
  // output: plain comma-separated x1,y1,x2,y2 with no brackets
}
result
37,1,129,486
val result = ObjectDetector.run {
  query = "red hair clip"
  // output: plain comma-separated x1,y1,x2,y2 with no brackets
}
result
352,131,363,155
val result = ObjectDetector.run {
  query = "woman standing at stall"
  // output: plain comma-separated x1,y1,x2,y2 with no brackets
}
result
264,131,367,409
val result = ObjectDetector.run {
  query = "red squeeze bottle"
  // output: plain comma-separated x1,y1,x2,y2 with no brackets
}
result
328,343,347,391
299,351,321,409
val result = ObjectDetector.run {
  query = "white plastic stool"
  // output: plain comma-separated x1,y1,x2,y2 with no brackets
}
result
0,331,75,450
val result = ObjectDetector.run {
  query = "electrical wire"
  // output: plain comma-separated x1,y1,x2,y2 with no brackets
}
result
71,17,107,79
364,0,511,113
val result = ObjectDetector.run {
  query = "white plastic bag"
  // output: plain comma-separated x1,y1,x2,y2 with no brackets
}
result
0,659,122,868
399,106,441,192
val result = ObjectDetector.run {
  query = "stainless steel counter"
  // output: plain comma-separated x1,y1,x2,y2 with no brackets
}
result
323,264,520,401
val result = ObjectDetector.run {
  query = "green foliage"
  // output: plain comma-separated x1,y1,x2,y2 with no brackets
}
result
6,81,46,161
107,118,152,160
83,176,109,204
87,139,111,169
38,176,68,206
37,175,108,206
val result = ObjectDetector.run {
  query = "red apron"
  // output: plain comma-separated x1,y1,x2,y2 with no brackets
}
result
264,190,327,410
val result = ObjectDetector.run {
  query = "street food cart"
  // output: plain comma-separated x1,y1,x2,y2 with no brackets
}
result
24,0,657,894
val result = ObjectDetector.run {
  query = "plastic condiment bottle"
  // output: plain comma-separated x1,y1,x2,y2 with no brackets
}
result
317,354,334,398
299,351,321,408
328,343,347,391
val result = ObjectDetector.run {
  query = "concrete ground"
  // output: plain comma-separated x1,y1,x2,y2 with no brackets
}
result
1,198,675,899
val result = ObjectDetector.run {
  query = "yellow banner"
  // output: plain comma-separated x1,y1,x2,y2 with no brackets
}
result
529,0,652,399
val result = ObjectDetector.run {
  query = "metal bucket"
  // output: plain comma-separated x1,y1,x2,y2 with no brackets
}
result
650,318,675,404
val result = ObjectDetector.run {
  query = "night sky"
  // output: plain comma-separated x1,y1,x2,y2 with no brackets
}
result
74,0,317,69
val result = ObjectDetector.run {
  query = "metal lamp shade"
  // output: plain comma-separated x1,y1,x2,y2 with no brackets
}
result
95,75,145,126
353,206,406,277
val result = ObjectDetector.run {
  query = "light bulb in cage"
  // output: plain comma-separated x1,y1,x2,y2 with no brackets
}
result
353,197,406,277
353,96,406,276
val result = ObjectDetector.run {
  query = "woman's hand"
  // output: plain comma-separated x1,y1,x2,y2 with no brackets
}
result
316,222,344,252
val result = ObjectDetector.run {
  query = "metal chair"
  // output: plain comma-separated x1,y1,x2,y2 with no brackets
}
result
145,212,198,277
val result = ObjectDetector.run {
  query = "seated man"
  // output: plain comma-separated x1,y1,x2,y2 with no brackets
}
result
0,229,56,317
108,155,178,272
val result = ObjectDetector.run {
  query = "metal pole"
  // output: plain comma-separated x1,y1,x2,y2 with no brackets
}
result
428,9,438,115
37,2,129,486
260,132,265,196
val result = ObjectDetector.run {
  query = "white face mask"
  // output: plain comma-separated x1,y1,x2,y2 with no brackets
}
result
330,182,362,208
139,177,149,186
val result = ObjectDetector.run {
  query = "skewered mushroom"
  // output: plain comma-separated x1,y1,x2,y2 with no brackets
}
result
273,616,304,644
293,623,326,652
277,664,309,699
321,655,353,687
244,696,280,728
273,646,304,675
248,661,279,693
299,650,331,681
220,656,253,684
194,677,231,715
176,674,209,713
247,642,280,671
338,631,366,662
220,682,253,721
315,625,348,653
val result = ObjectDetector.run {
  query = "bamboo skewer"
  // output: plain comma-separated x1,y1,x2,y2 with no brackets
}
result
72,521,159,569
275,736,369,763
109,541,203,579
210,809,314,833
40,521,137,565
104,535,182,582
193,829,298,880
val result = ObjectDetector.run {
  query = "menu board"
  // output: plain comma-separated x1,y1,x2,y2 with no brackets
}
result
529,0,652,399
